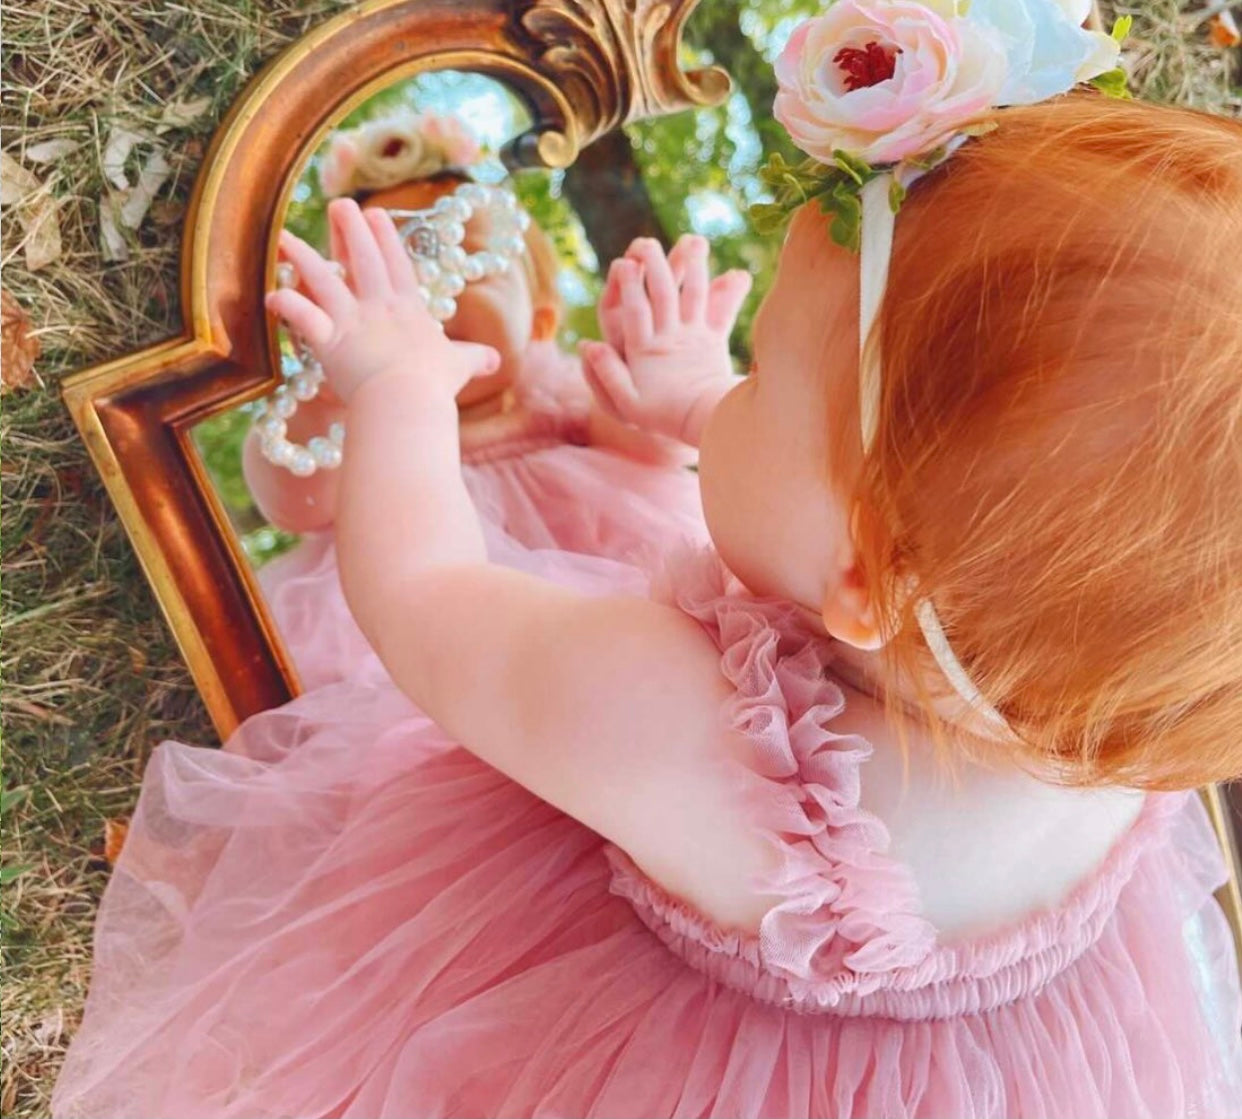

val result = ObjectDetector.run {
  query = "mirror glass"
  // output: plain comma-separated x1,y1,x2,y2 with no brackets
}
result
188,2,824,663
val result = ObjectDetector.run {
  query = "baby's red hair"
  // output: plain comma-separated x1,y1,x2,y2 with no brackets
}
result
843,94,1242,789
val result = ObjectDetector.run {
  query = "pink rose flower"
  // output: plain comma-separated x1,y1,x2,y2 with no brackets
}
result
420,113,482,169
316,112,484,199
774,0,1008,166
318,133,360,199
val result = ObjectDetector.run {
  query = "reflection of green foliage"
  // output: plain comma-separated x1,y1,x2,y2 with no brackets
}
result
626,0,824,361
628,97,780,361
198,4,823,549
241,525,301,567
192,407,256,514
512,170,602,344
192,407,300,567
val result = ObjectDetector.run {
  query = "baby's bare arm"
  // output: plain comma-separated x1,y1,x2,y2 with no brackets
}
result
340,374,775,932
273,202,779,929
371,562,780,931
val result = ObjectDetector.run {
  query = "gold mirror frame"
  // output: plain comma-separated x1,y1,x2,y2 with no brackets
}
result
61,0,728,739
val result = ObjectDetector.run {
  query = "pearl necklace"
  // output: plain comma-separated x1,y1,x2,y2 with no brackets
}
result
256,183,531,476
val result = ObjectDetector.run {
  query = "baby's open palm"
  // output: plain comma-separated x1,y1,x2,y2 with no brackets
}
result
583,236,751,446
265,199,498,405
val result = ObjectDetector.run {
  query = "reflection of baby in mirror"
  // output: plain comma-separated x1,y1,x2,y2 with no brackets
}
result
56,16,1242,1116
243,111,750,690
244,110,741,536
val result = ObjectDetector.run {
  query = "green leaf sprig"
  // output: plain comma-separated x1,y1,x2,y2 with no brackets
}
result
1088,16,1134,99
748,149,887,251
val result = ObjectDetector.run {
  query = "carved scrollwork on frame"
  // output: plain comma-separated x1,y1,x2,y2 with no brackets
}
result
514,0,731,166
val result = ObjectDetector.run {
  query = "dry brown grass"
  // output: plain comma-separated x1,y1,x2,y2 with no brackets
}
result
0,2,1237,1116
2,4,351,1114
1110,0,1242,108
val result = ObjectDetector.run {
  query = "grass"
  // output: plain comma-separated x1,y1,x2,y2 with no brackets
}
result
1,4,352,1114
0,2,1237,1115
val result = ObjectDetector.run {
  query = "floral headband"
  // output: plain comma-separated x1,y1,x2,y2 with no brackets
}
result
318,109,483,199
753,0,1127,244
755,0,1130,732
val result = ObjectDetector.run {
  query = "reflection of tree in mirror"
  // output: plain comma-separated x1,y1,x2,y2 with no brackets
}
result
196,2,823,567
625,0,825,360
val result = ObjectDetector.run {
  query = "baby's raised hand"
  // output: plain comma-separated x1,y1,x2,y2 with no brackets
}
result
583,235,751,447
265,199,499,405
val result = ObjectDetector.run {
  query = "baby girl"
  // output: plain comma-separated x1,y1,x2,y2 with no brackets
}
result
53,3,1242,1116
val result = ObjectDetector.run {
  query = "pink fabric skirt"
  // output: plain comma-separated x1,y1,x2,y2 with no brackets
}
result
51,697,1242,1118
53,437,1242,1118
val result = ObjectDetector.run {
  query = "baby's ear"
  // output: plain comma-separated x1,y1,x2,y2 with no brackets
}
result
531,304,559,342
820,507,892,650
820,562,887,651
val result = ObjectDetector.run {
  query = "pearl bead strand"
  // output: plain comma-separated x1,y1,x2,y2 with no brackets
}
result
257,183,531,475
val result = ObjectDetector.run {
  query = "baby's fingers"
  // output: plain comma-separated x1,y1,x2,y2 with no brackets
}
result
278,229,354,320
625,239,677,334
581,356,623,423
330,198,392,300
617,260,654,351
328,214,349,293
580,340,639,419
599,259,627,356
365,207,420,295
668,235,709,322
455,341,502,381
265,288,335,351
706,270,753,333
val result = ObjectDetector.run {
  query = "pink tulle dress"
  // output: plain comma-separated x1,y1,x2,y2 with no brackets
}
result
54,348,1242,1119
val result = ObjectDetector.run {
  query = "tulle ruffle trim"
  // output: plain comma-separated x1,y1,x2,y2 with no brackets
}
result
616,547,1184,1018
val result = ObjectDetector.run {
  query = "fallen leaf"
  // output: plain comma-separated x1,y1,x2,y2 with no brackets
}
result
1,290,41,393
156,95,212,134
103,818,129,866
0,149,37,205
24,197,62,270
99,140,173,260
100,194,128,261
1,151,63,270
1209,9,1240,48
25,138,81,164
118,148,171,229
101,125,148,190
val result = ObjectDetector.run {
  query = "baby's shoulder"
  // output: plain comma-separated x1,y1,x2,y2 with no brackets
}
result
831,680,1146,940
